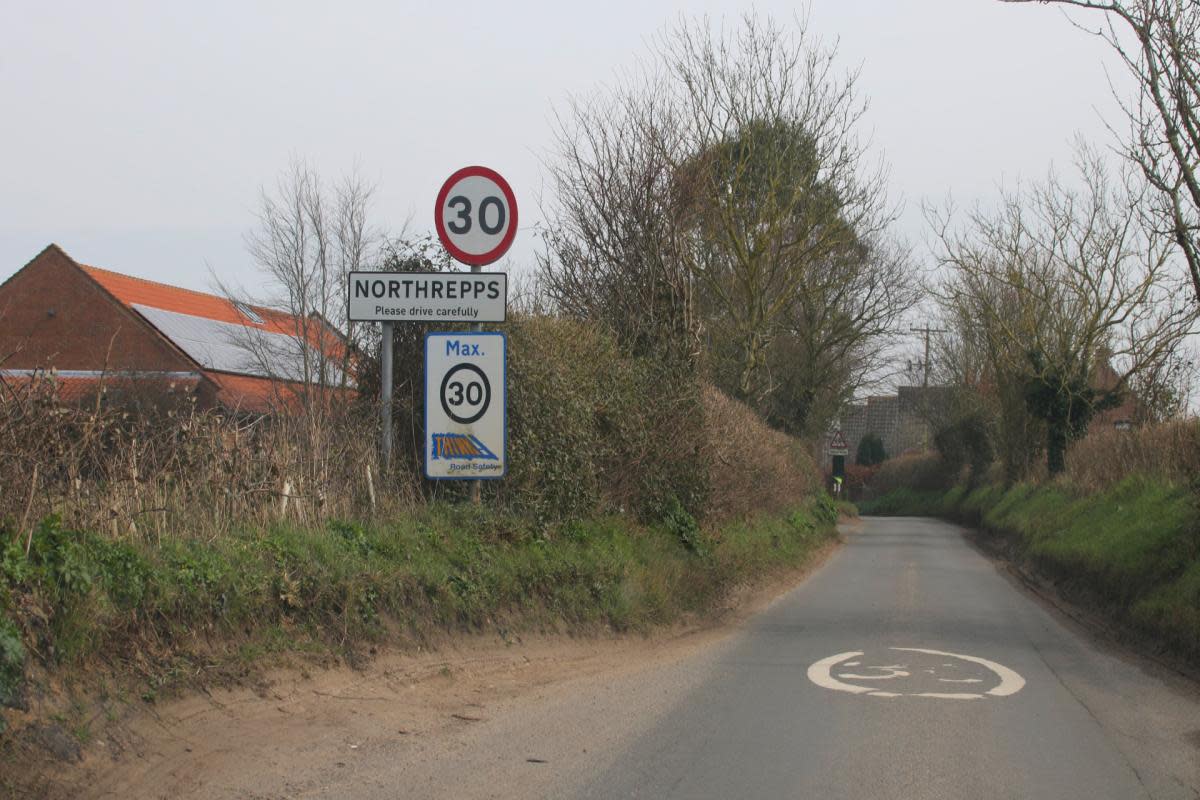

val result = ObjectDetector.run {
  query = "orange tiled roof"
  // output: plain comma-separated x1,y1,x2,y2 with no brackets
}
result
207,372,287,413
80,264,294,332
79,263,349,367
207,372,355,414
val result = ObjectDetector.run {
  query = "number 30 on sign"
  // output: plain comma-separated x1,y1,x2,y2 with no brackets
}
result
434,166,518,267
424,332,506,480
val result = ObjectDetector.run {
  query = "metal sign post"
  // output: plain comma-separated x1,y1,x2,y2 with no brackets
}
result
380,321,394,470
468,265,483,503
828,429,849,495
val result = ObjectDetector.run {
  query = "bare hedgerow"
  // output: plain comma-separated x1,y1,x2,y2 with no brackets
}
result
1064,418,1200,493
700,386,817,523
0,373,417,544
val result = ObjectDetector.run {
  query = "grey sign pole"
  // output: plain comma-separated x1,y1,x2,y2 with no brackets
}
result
469,266,482,505
380,320,394,470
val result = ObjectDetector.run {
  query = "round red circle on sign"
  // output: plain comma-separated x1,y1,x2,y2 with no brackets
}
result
434,165,518,267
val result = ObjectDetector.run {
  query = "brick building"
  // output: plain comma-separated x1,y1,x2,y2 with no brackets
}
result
826,385,952,468
826,371,1140,470
0,244,347,413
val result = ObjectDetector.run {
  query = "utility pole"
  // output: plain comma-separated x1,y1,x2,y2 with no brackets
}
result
910,324,947,387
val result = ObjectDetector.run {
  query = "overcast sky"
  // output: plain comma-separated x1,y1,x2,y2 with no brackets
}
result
1,0,1130,299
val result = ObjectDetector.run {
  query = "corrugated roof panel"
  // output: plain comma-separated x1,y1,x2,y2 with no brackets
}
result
79,263,351,370
133,305,345,384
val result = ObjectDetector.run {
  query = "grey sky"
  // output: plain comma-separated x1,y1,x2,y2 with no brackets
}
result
1,1,1130,296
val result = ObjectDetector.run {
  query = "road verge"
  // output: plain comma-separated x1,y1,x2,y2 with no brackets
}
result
861,479,1200,673
0,497,845,796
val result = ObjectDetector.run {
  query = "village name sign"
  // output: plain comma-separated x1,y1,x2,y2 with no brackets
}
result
348,165,514,491
347,271,507,322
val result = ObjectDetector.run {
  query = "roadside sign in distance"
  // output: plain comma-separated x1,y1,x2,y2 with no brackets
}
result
425,332,506,480
434,166,518,267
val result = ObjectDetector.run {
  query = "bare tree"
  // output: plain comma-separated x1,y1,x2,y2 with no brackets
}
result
1128,347,1197,421
757,234,920,436
930,143,1197,474
214,160,380,500
540,13,910,431
539,75,696,359
224,160,378,412
931,275,1045,482
1002,0,1200,306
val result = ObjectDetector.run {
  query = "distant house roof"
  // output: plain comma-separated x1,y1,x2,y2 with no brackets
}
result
73,263,351,412
205,371,306,413
80,265,283,327
0,246,351,413
831,385,953,467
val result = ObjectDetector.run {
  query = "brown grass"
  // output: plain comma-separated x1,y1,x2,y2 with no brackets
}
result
1064,418,1200,492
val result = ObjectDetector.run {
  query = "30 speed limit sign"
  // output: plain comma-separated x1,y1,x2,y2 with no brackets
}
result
424,331,506,480
434,166,518,266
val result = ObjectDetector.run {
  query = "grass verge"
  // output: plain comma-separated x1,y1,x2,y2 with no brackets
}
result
860,477,1200,667
0,493,841,740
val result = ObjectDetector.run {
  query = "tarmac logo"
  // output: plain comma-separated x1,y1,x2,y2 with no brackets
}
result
431,433,498,461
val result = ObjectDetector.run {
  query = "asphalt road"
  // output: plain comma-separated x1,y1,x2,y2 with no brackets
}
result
180,516,1199,799
568,516,1200,800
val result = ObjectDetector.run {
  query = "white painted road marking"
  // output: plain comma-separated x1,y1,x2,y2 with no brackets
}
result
807,647,1026,700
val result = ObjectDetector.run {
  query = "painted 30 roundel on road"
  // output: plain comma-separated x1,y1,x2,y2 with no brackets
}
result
434,166,518,267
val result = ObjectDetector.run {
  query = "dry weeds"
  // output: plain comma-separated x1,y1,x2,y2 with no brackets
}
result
1064,419,1200,492
0,373,418,543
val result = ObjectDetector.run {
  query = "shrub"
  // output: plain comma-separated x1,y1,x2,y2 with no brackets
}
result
499,316,708,523
866,452,956,497
855,433,887,466
0,312,818,539
699,386,817,523
0,374,405,542
843,463,880,498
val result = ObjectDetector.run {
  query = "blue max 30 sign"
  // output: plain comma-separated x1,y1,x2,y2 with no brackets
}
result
424,332,506,480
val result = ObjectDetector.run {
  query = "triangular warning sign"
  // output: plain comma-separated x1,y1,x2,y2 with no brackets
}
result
829,430,848,451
